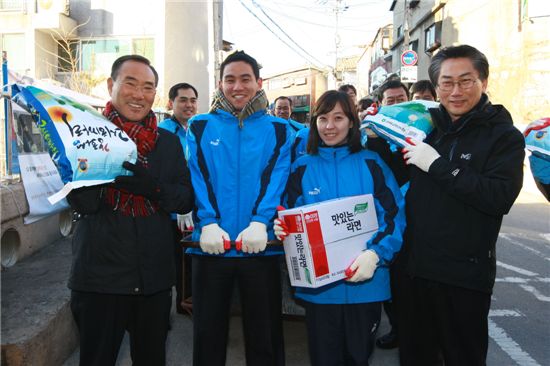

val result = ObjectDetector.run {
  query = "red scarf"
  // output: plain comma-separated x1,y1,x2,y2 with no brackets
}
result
102,101,160,216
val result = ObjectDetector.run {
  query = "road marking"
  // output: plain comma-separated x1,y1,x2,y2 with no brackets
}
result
540,233,550,242
499,233,550,261
489,309,523,317
519,284,550,302
497,261,538,277
495,277,550,284
489,318,541,366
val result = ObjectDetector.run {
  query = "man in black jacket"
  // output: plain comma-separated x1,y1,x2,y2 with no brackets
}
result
67,55,194,366
369,45,525,365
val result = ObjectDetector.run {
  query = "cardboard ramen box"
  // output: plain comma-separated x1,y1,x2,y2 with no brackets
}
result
278,194,379,288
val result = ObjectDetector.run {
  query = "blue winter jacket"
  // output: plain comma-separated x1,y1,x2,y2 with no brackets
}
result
186,109,292,257
287,145,405,304
158,117,189,159
292,127,309,162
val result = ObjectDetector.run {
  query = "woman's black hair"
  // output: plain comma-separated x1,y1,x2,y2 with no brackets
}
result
307,90,363,155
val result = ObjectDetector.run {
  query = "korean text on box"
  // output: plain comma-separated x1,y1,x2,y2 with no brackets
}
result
278,194,379,288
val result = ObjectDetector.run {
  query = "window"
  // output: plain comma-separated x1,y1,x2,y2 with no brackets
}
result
56,38,154,75
425,22,442,52
57,40,79,72
81,39,131,73
0,0,25,11
133,38,154,62
396,25,403,38
409,39,418,54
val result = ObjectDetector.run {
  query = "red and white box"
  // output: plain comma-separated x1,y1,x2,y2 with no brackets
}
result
278,194,379,288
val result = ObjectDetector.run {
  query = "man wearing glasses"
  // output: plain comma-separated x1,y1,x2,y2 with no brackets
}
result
368,45,525,365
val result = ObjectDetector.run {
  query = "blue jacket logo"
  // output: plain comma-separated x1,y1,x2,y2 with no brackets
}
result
308,187,321,195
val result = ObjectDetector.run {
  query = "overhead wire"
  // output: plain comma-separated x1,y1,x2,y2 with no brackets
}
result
237,0,331,70
250,0,330,68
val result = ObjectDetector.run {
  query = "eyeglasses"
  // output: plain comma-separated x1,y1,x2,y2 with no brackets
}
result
120,81,156,96
437,78,477,92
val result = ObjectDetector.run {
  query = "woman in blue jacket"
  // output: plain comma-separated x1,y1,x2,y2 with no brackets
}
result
275,90,405,365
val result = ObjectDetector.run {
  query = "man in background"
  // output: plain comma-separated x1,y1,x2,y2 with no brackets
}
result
273,96,306,133
159,82,198,315
410,80,437,101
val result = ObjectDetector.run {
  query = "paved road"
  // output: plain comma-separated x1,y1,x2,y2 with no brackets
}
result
64,189,549,366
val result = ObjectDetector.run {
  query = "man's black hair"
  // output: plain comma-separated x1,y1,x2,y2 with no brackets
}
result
110,54,159,86
428,45,489,86
410,80,436,100
274,96,292,106
377,80,409,101
357,97,375,111
220,50,260,80
169,83,198,101
338,84,357,95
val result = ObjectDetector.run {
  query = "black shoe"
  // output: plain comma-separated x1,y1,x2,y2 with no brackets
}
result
376,330,398,349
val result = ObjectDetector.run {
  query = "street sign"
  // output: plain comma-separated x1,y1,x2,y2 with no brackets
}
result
401,50,418,66
401,66,418,83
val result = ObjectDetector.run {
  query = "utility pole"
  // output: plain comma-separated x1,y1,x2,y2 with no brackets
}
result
332,0,348,81
403,0,410,52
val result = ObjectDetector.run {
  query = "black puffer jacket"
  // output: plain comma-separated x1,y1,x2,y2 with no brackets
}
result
370,95,525,293
67,128,194,295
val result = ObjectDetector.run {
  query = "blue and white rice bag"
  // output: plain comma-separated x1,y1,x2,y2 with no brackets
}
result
524,117,550,184
361,100,439,148
12,85,137,203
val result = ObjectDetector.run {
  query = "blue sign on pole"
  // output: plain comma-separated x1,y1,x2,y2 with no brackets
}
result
401,50,418,67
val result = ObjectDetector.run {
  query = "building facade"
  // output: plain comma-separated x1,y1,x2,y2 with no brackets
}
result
389,0,550,124
264,66,328,124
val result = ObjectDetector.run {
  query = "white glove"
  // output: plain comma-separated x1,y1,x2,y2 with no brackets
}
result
273,218,288,241
403,138,440,172
177,211,194,232
236,221,268,254
346,250,379,282
199,223,229,255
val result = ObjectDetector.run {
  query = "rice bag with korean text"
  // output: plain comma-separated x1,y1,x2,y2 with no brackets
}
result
524,117,550,185
12,84,137,204
361,100,439,148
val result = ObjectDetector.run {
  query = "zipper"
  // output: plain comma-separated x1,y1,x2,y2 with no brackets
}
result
448,138,458,161
237,117,242,240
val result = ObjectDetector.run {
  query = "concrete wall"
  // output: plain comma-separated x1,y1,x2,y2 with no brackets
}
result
442,0,550,123
390,0,550,124
34,30,59,80
0,182,71,268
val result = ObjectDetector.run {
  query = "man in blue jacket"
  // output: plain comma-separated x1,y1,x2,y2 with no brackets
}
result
187,50,292,365
158,82,198,315
273,96,306,133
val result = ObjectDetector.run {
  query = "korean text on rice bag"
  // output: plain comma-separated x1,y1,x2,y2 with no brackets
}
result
525,117,550,184
361,100,439,147
12,84,137,203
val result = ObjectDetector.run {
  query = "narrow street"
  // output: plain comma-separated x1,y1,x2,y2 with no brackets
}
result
64,186,550,366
